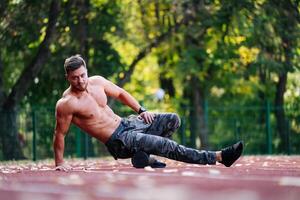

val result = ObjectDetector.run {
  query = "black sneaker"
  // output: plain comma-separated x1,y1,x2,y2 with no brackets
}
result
149,157,166,168
220,141,244,167
131,151,149,168
131,151,167,168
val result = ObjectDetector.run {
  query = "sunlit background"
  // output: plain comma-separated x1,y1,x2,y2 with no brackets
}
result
0,0,299,160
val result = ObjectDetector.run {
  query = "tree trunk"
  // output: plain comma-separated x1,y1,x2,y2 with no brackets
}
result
189,76,209,149
0,58,5,155
0,58,5,105
0,107,25,159
258,65,267,125
273,0,297,153
274,72,287,152
76,0,95,157
0,0,60,160
77,0,89,58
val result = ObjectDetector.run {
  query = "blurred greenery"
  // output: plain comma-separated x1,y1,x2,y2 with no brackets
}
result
0,0,299,160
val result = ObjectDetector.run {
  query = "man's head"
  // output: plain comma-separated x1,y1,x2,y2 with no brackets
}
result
64,54,87,74
64,55,88,92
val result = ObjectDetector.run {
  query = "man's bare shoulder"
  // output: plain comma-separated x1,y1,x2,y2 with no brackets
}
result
89,75,107,83
56,89,77,113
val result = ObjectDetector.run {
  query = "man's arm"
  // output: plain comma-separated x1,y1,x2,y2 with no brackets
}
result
100,76,155,123
53,99,72,168
101,77,140,112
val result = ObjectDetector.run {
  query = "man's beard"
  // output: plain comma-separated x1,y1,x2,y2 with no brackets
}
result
76,82,87,91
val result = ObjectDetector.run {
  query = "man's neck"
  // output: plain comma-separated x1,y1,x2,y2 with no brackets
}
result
70,86,87,96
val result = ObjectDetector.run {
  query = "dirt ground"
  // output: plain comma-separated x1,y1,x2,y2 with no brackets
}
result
1,156,300,200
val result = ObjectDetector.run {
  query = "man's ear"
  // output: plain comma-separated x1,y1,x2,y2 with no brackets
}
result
65,74,68,80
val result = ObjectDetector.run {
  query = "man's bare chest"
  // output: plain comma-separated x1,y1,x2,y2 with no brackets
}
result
76,88,107,113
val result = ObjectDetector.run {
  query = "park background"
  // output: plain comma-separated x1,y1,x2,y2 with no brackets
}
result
0,0,299,161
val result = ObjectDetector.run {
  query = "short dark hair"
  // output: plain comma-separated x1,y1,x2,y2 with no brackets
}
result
64,54,86,74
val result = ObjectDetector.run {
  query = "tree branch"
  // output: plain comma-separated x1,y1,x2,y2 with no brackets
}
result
108,20,183,107
2,0,60,109
114,0,208,89
116,21,182,89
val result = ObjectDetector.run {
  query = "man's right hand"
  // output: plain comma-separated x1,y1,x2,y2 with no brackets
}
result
55,163,72,172
139,111,155,124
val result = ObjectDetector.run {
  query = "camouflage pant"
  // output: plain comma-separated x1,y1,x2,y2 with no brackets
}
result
105,113,216,165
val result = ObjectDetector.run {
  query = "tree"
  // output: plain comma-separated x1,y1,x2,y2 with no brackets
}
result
250,0,299,152
24,0,125,158
270,0,299,152
0,0,60,159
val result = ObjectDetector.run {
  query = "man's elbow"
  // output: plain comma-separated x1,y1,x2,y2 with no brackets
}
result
118,89,129,100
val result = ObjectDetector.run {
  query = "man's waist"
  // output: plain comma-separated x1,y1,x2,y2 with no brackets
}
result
105,118,126,145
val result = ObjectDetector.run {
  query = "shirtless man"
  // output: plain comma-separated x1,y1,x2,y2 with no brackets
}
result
54,55,243,171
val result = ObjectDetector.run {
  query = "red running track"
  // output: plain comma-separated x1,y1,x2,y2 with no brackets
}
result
1,156,300,200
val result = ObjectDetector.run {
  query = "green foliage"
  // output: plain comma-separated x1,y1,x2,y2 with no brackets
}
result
1,1,52,91
21,0,125,106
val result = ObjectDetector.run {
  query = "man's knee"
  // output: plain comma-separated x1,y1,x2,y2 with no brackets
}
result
169,113,181,130
163,113,181,136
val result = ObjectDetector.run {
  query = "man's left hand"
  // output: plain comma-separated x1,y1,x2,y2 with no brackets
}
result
139,111,155,124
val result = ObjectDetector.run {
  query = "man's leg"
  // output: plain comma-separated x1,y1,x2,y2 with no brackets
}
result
130,113,181,168
109,116,243,168
145,113,243,166
127,132,217,165
146,113,181,138
130,133,243,167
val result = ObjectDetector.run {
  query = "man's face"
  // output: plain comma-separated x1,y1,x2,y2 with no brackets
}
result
66,65,88,91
